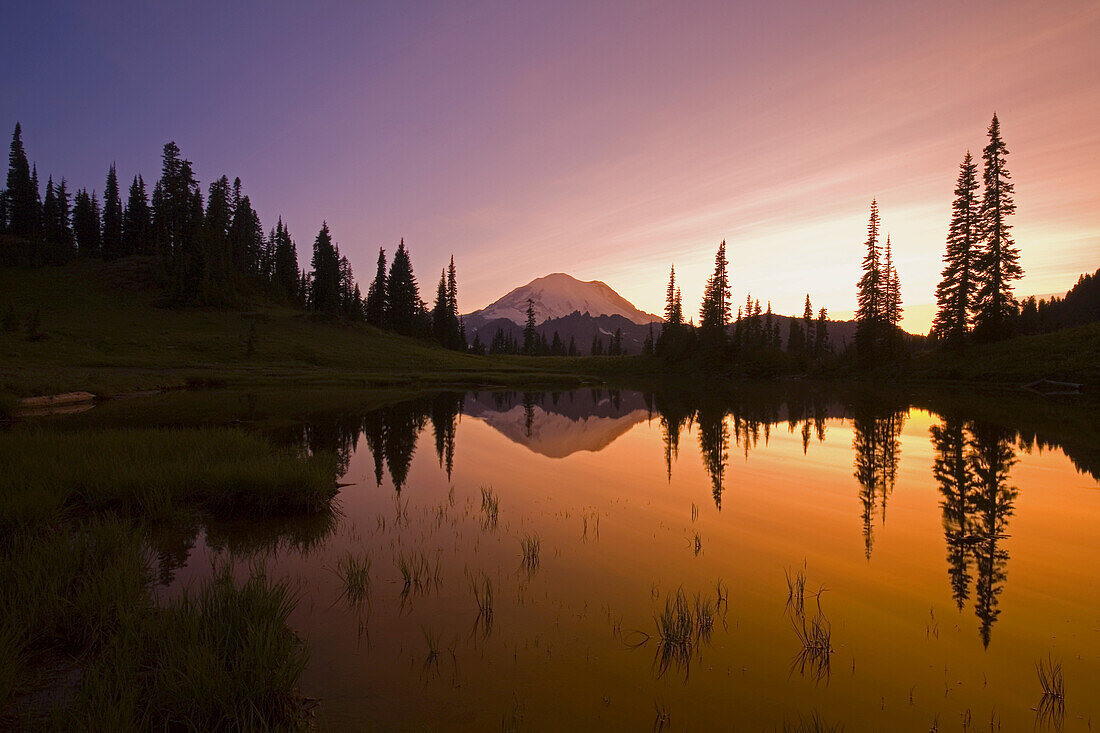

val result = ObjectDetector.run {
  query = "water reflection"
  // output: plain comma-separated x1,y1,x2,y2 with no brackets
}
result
852,406,905,560
122,384,1100,728
930,417,1019,647
142,386,1096,656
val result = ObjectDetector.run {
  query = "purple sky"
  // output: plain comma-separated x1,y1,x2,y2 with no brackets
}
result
3,1,1098,331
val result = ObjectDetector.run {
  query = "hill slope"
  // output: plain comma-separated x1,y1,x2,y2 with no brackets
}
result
0,261,645,398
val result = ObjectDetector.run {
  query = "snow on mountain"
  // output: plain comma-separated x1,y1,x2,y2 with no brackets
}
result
465,273,662,326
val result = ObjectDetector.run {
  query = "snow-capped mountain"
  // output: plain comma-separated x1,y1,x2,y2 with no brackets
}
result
464,273,662,327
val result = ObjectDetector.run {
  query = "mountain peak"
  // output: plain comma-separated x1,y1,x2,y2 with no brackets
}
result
465,273,662,326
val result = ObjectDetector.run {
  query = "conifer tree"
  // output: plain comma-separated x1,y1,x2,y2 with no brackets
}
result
101,164,123,260
932,152,980,345
855,199,883,366
310,222,340,315
5,123,38,241
523,298,537,355
973,114,1023,341
41,177,58,245
591,334,604,356
432,269,450,344
72,189,102,257
815,307,830,356
365,247,387,327
803,294,814,355
665,265,683,325
121,175,150,256
54,179,72,260
551,331,564,355
882,235,903,357
386,239,422,335
201,176,234,300
272,218,299,301
699,240,731,339
568,335,578,357
155,141,202,297
643,324,655,356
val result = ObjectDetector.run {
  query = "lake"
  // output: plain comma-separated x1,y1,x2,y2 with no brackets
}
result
141,385,1099,730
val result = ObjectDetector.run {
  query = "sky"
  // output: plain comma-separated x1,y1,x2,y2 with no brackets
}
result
2,0,1098,333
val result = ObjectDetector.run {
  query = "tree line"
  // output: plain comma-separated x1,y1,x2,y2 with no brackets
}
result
1,123,467,350
652,243,835,375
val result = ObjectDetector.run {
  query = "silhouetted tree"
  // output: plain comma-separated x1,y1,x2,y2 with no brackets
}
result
855,199,883,367
4,123,38,242
974,114,1022,342
365,247,387,327
72,188,102,257
698,240,731,351
272,218,299,302
932,151,980,345
523,298,537,355
101,164,123,260
665,264,683,325
386,239,422,335
121,175,150,256
310,222,341,315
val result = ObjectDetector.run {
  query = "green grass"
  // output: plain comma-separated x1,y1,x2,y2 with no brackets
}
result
0,423,338,727
57,564,309,731
0,260,652,397
0,427,339,531
908,323,1100,386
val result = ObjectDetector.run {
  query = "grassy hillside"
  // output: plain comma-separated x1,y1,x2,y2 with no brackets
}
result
0,261,651,398
908,322,1100,386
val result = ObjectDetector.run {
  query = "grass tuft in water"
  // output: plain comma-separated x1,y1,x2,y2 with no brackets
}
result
480,486,499,531
781,711,845,732
470,572,494,638
335,551,372,609
519,533,540,576
1035,655,1065,729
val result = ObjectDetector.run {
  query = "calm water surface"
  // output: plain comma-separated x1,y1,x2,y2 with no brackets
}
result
162,388,1099,731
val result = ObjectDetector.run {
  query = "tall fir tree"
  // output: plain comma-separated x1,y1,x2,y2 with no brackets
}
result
855,199,883,366
698,240,730,349
432,269,450,345
446,254,464,349
121,175,150,256
386,238,421,335
272,218,299,301
365,247,387,327
101,164,123,260
664,265,683,325
883,235,903,357
310,222,341,315
523,298,537,355
41,177,58,246
802,294,814,355
815,307,830,356
932,151,981,345
973,114,1023,341
72,189,102,257
5,123,39,244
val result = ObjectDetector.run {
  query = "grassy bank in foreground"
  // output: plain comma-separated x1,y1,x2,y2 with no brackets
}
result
0,261,647,399
907,322,1100,386
0,426,338,728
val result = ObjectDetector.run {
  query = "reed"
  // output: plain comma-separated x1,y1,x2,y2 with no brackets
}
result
520,533,540,575
336,551,372,608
